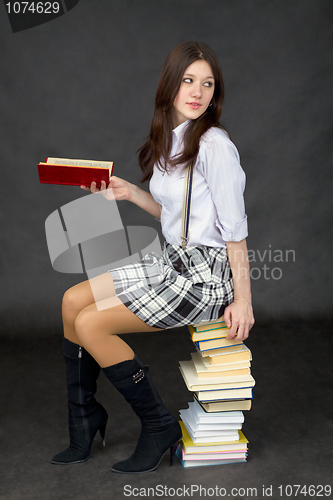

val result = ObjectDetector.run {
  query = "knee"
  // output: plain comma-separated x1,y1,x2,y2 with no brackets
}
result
62,286,82,316
74,308,96,348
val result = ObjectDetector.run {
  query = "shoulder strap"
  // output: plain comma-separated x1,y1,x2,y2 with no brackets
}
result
181,162,194,250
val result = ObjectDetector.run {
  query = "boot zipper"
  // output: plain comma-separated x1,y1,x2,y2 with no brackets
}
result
78,347,83,405
77,346,88,436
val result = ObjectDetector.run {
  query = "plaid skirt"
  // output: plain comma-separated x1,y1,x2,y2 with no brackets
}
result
108,242,234,329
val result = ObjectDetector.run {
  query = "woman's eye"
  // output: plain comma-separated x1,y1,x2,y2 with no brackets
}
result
182,78,214,87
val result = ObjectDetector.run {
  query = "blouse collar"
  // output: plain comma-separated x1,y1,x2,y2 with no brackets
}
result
172,119,191,141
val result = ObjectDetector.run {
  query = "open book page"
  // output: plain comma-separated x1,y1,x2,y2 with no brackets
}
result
47,158,113,169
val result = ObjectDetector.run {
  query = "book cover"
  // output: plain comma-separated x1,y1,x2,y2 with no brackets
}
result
37,157,114,188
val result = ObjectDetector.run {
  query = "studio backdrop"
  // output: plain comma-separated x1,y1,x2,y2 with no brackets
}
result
0,0,332,336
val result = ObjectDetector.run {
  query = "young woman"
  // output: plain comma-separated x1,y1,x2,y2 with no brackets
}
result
51,41,254,474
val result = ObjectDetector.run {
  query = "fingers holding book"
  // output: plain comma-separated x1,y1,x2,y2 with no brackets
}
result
80,180,105,193
224,299,254,342
80,176,134,202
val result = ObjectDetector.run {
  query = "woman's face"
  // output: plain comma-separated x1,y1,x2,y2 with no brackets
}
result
172,59,215,128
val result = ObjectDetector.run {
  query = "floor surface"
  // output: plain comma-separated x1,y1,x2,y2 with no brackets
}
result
0,320,332,500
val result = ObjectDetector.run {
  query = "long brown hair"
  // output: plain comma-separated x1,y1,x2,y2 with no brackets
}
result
139,41,225,182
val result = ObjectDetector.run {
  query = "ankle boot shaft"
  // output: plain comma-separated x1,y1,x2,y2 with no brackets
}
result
101,354,143,383
51,338,108,465
102,355,172,422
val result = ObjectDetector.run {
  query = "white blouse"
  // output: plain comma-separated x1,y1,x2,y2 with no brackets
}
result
149,120,248,248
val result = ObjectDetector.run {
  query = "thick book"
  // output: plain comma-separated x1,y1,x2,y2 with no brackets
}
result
188,324,231,341
195,397,252,412
180,410,242,434
183,427,240,443
195,337,243,352
197,344,244,357
176,447,247,467
195,387,253,403
203,345,252,364
191,352,251,377
179,360,255,390
191,316,226,332
179,421,248,453
180,409,242,431
179,448,248,461
37,157,114,188
185,400,245,424
176,443,247,467
194,389,253,403
202,345,252,367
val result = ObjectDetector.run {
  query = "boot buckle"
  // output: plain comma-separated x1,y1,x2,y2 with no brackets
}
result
133,368,145,384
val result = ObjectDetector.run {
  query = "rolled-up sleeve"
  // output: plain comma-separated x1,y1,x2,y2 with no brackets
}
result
199,131,248,242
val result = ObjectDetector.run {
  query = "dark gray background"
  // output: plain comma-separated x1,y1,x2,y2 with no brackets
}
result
1,0,332,336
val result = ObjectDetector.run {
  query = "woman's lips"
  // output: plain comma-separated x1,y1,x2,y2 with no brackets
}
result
187,102,201,110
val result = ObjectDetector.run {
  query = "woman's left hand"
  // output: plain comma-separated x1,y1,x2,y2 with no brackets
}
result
224,298,255,341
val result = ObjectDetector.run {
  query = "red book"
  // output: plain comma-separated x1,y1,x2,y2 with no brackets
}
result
37,157,114,188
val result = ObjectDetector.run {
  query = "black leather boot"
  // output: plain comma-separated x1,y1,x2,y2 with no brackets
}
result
51,337,108,465
102,355,182,473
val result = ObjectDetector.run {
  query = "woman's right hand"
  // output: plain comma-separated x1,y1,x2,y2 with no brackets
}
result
80,176,134,201
81,176,161,218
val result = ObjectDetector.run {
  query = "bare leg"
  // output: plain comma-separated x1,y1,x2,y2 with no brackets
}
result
62,272,117,345
74,298,162,368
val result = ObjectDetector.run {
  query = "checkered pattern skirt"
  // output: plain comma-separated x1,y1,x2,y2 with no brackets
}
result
109,242,234,329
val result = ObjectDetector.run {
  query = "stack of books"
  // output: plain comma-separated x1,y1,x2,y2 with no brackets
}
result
177,317,254,468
